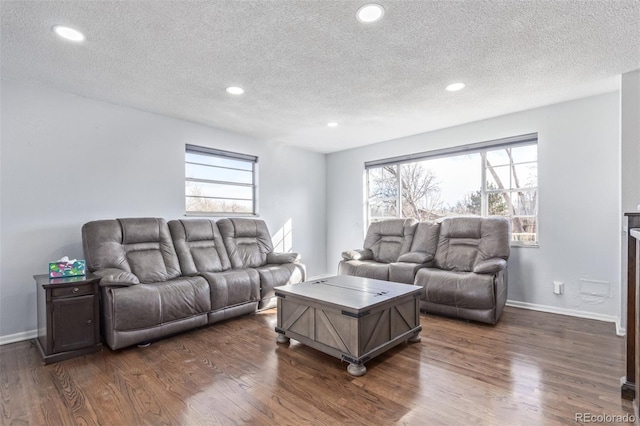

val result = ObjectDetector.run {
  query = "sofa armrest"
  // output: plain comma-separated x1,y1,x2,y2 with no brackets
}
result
267,252,302,264
341,249,373,261
473,258,507,274
397,252,434,264
94,268,140,287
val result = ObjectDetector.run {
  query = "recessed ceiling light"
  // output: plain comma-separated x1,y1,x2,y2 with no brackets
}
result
357,4,385,23
327,122,339,127
226,86,245,95
445,82,466,92
52,25,85,42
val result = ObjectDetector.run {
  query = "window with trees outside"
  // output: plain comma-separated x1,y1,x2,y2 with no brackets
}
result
185,144,258,215
366,134,538,246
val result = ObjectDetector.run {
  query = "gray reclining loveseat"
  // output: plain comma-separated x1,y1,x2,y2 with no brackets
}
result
82,217,305,350
339,216,510,324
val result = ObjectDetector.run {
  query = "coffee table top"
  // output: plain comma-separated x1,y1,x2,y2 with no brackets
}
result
274,275,421,312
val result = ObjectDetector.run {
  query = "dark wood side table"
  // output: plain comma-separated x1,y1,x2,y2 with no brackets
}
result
34,273,102,364
623,213,640,401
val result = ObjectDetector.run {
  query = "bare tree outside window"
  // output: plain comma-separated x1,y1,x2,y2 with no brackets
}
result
367,166,398,220
368,163,444,221
387,163,443,221
366,140,538,245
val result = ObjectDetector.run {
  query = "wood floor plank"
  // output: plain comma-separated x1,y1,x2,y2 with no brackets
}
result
0,342,29,425
0,306,634,425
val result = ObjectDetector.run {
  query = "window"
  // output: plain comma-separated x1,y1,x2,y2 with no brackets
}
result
366,134,538,246
185,144,258,216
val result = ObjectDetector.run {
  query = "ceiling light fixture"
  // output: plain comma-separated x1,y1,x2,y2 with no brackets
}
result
327,122,339,127
226,86,245,95
357,4,385,23
445,82,466,92
52,25,85,42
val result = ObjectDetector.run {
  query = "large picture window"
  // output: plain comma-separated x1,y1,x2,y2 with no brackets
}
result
366,134,538,245
185,144,258,216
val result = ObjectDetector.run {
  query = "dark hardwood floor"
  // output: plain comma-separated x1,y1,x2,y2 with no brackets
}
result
1,307,634,425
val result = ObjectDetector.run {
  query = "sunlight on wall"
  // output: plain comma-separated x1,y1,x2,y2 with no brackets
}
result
273,218,293,253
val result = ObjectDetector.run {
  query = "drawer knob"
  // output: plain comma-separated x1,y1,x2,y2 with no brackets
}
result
73,287,79,293
86,320,92,326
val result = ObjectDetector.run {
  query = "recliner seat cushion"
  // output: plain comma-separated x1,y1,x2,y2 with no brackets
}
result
200,269,260,311
108,276,211,331
416,268,495,310
338,260,390,281
363,218,418,263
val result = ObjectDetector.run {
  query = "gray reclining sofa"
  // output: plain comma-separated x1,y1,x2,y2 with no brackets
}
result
82,217,305,350
339,216,510,324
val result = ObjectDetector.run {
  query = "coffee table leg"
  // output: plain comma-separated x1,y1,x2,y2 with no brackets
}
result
347,363,367,376
408,332,421,343
276,334,290,344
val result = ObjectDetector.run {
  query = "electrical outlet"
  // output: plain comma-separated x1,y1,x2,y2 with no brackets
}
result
553,281,564,295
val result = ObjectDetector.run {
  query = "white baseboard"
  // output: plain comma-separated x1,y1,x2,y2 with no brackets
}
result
0,329,37,346
506,300,625,336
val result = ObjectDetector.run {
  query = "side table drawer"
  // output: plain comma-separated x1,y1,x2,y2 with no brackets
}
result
51,285,94,298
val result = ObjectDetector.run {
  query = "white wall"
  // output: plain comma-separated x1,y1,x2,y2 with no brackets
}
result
327,92,622,324
0,79,327,341
621,70,640,214
620,69,640,331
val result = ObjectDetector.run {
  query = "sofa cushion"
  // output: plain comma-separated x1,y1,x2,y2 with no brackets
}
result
363,218,417,263
217,218,274,268
266,252,301,264
404,221,440,260
434,217,510,272
389,262,425,284
415,268,495,310
200,269,260,311
474,258,507,274
109,276,211,331
83,218,182,283
168,219,232,275
256,263,306,302
397,252,432,264
93,268,140,286
342,249,374,261
338,260,389,281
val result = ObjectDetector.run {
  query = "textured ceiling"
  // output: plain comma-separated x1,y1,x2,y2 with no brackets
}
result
1,1,639,153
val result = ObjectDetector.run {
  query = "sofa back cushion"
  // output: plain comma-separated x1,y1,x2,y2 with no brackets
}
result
168,219,232,275
82,218,182,283
363,218,417,263
217,218,274,268
434,216,510,272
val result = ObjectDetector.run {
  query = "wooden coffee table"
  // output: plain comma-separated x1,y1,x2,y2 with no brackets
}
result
274,275,422,376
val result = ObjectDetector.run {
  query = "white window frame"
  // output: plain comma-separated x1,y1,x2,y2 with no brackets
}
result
365,133,538,247
482,151,538,245
185,144,259,216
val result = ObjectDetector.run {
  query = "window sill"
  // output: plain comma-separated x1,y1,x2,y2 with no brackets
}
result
510,243,539,248
184,212,260,218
